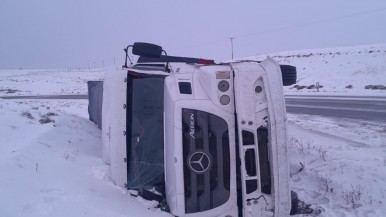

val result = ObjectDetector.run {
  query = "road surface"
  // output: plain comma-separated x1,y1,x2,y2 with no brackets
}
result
286,95,386,122
0,95,88,100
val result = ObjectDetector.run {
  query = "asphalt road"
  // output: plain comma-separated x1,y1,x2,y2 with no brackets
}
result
0,95,88,100
286,95,386,122
1,94,385,122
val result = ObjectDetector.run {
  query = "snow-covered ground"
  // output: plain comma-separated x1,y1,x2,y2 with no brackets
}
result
0,99,172,217
253,44,386,96
0,68,105,96
1,99,384,216
288,114,386,216
1,44,386,97
1,44,385,216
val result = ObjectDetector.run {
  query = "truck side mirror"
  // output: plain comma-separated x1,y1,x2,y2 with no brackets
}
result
132,42,163,58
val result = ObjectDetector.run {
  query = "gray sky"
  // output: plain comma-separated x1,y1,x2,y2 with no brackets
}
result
1,0,386,69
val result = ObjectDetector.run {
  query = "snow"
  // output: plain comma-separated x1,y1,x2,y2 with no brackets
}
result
287,114,386,216
1,44,385,216
0,99,172,217
249,44,386,96
0,68,105,96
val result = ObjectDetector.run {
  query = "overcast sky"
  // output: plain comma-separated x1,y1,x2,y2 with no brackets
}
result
1,0,386,69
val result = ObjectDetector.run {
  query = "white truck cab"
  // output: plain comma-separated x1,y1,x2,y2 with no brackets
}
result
95,42,297,217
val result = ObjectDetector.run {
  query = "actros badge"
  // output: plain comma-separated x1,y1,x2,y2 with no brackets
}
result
188,151,211,173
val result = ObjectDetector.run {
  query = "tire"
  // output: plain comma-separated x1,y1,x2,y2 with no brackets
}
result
280,65,297,86
290,190,299,215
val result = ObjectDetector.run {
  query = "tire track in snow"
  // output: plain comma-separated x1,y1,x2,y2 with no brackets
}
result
288,123,370,148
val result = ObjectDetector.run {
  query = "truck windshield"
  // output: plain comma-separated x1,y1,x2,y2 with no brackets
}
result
126,72,165,191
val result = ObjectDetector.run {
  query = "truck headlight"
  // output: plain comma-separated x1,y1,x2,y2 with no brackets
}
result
218,80,230,92
220,95,230,105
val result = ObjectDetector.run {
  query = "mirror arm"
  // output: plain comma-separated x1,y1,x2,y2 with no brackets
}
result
123,45,133,68
162,50,171,73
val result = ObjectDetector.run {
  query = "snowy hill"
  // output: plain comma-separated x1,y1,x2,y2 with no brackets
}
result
0,68,105,96
253,44,386,96
1,44,385,97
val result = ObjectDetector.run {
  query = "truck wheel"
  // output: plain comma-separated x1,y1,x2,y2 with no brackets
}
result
280,65,297,86
290,190,299,215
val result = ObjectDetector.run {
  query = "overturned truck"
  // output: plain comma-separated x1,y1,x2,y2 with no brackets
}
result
88,42,298,217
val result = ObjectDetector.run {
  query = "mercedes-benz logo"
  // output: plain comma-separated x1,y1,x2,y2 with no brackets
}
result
188,152,211,173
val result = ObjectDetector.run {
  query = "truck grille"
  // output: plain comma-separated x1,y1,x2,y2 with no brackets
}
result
182,109,230,213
